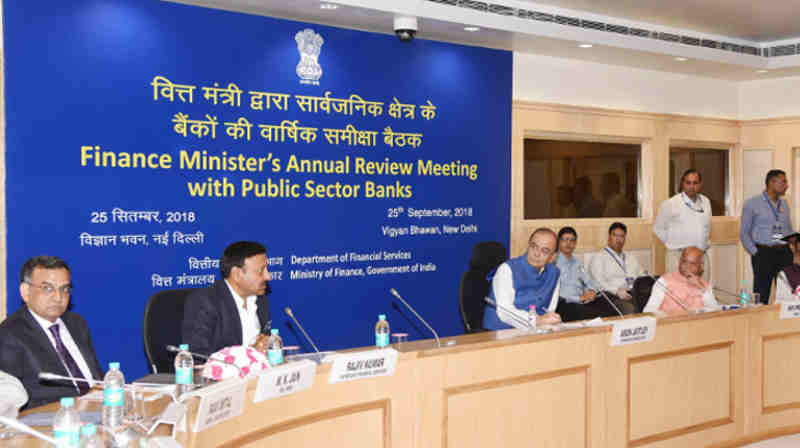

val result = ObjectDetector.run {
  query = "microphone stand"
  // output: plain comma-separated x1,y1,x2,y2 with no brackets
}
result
483,297,533,329
389,289,441,348
284,307,320,353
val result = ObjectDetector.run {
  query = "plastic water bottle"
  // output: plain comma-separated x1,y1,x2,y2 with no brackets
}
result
267,329,284,366
174,344,194,397
528,305,537,331
739,280,750,306
102,362,125,430
53,397,80,447
79,424,103,448
375,314,390,347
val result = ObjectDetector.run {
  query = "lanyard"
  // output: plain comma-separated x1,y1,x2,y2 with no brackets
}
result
681,193,704,213
604,247,626,274
762,192,782,220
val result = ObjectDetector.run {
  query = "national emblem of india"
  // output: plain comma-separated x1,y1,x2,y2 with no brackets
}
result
295,28,324,85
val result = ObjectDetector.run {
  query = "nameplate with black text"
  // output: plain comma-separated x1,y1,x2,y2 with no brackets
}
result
192,377,248,433
780,301,800,319
254,360,316,402
329,348,399,384
610,316,656,346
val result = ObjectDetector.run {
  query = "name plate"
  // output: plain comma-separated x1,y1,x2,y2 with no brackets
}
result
329,348,399,384
780,301,800,319
610,316,656,346
192,377,248,433
254,360,317,403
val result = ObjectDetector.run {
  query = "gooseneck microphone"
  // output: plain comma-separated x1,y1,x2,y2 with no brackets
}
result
165,345,243,376
284,307,320,353
483,297,533,329
0,415,58,445
390,288,441,348
646,274,690,312
38,372,165,389
577,265,623,317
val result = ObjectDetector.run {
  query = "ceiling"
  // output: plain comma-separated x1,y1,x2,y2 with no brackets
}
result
167,0,800,80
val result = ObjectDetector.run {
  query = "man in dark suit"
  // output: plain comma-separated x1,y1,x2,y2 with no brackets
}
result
0,256,103,410
182,241,271,356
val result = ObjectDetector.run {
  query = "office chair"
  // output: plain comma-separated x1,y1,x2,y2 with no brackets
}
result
632,275,659,313
459,241,507,333
142,288,196,373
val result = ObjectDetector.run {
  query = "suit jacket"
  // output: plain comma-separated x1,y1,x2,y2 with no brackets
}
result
0,306,103,410
182,279,270,356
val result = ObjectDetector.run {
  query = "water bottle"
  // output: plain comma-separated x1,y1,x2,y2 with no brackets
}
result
79,424,103,448
53,397,80,447
739,280,750,306
174,344,194,397
375,314,390,348
267,329,284,366
102,362,125,430
528,305,537,331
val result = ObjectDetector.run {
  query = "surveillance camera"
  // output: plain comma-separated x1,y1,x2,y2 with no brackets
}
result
394,15,418,42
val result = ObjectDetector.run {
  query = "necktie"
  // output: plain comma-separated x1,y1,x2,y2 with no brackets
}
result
48,324,90,395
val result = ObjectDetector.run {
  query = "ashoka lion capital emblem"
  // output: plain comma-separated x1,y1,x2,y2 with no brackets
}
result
295,29,324,85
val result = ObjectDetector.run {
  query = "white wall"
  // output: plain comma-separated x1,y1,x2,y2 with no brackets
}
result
738,76,800,120
514,53,741,118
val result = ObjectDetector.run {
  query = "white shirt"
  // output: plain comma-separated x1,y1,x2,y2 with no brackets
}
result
492,263,560,329
653,193,712,250
588,246,644,292
224,280,261,346
643,278,719,313
776,271,796,303
28,309,95,387
0,370,27,414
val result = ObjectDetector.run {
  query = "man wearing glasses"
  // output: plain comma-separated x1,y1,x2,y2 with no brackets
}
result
0,256,103,409
588,222,642,315
482,228,562,330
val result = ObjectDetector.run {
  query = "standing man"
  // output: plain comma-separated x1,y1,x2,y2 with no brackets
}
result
183,241,272,356
654,169,712,278
588,222,643,314
0,256,104,409
741,169,793,304
482,228,562,330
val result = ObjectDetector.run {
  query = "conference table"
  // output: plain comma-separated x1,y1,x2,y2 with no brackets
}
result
9,303,800,447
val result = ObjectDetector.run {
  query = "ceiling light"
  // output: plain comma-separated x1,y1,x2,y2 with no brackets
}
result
320,2,338,9
756,69,769,73
674,57,688,61
464,26,480,32
578,43,593,48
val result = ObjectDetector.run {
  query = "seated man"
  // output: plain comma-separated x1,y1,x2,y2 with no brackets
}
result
554,227,619,322
776,232,800,302
0,256,103,409
643,247,719,315
183,241,272,356
588,222,642,315
482,228,562,330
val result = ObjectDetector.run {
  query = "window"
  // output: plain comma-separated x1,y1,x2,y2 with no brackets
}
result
523,139,640,219
668,147,729,216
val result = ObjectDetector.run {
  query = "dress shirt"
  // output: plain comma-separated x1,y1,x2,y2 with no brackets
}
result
740,192,792,255
588,246,643,292
554,253,599,303
492,263,560,329
643,275,718,314
653,193,712,250
224,280,261,346
28,309,94,385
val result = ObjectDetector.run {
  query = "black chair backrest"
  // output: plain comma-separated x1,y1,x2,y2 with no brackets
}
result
632,275,659,313
459,241,507,333
142,288,197,373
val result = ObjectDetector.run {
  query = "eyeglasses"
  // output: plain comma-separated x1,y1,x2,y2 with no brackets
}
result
25,282,73,296
559,237,577,243
528,241,553,256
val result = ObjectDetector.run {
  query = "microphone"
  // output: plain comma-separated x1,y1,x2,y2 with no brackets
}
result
483,297,533,329
38,372,100,387
645,274,690,312
389,288,441,348
0,415,58,445
165,345,243,377
284,307,320,353
712,286,740,299
577,265,623,317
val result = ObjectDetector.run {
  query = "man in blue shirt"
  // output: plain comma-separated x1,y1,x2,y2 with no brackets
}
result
740,169,793,303
554,227,620,321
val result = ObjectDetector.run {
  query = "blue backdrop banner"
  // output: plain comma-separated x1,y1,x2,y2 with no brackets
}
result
4,0,511,379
